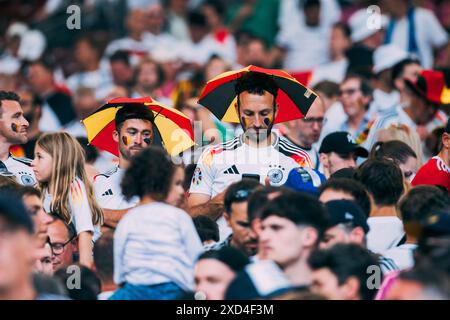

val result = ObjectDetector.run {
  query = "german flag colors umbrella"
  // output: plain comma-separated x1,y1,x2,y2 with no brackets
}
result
197,65,317,124
82,97,195,157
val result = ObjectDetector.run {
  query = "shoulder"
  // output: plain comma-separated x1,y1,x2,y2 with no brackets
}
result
93,167,119,183
198,136,243,165
10,155,33,166
277,136,312,165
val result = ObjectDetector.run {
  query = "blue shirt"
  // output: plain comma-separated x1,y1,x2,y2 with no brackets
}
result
114,202,203,291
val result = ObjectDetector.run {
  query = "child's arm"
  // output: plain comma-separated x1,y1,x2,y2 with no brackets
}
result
78,231,94,268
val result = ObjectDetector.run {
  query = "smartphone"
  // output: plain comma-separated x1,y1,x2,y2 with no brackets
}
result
242,173,261,182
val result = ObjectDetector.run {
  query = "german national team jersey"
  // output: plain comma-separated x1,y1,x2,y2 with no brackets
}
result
44,177,101,241
94,166,139,210
0,154,36,186
190,133,312,197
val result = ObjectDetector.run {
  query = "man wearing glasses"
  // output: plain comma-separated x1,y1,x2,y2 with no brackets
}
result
283,98,325,171
338,74,374,139
47,217,77,272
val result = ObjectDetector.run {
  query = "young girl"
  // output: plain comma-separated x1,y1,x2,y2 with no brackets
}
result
111,147,203,300
31,132,103,267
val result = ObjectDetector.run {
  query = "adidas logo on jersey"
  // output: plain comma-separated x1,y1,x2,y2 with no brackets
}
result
102,189,113,196
223,165,240,174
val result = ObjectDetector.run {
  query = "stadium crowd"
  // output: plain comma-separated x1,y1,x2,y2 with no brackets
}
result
0,0,450,300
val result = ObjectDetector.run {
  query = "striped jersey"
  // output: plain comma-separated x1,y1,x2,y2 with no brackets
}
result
189,132,312,197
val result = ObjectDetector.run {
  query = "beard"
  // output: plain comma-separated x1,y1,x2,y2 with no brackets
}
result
0,124,28,145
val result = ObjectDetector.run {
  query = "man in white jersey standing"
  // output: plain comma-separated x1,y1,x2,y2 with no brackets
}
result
93,105,154,228
0,91,36,186
188,72,312,241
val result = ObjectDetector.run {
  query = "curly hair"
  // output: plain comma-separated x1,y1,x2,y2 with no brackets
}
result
121,147,174,201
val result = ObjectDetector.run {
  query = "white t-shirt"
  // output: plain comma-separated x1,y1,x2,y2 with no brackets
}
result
310,59,349,86
367,216,405,254
43,177,101,241
382,243,417,270
114,202,203,290
386,7,448,68
368,89,401,117
66,65,112,100
94,166,139,210
1,155,36,186
276,22,331,72
189,133,312,198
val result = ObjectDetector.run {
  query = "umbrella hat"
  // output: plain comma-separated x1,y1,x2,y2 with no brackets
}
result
82,97,195,157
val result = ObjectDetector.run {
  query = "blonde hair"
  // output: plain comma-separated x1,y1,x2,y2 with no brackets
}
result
376,124,424,167
36,132,103,226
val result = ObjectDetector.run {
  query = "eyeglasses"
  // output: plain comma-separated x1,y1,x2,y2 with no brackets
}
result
302,117,325,125
232,189,251,201
339,88,361,97
49,234,77,255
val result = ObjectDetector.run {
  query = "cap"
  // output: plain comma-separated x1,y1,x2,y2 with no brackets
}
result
325,200,370,233
349,9,388,43
373,44,409,74
319,131,369,158
0,192,34,234
421,210,450,238
411,157,450,192
405,69,450,105
283,167,326,195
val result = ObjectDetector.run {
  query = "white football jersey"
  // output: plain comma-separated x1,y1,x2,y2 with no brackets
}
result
94,166,139,210
1,155,36,186
189,133,312,197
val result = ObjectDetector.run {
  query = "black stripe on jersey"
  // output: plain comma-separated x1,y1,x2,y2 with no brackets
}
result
94,167,118,180
278,137,309,154
11,155,33,166
278,139,311,160
217,137,242,151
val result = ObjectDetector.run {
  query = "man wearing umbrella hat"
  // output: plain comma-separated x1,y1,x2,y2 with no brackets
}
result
188,71,313,241
93,105,155,228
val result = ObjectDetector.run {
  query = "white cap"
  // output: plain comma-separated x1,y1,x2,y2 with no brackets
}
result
349,9,388,43
373,44,409,74
18,29,47,61
6,22,28,38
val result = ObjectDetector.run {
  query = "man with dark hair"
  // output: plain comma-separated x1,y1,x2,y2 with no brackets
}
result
192,215,220,249
189,72,311,243
94,229,116,300
54,265,101,300
24,59,77,132
319,177,371,218
308,243,380,300
383,185,450,270
391,57,422,107
259,192,329,286
47,217,78,272
94,105,155,228
225,191,329,299
319,131,369,178
355,159,405,253
338,74,374,139
195,246,249,300
0,90,36,186
0,192,36,299
221,179,260,256
109,51,134,89
412,119,450,192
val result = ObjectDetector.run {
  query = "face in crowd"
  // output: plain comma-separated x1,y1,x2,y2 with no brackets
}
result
194,258,237,300
320,152,357,176
225,199,258,257
114,119,154,162
339,77,370,119
237,91,277,144
165,166,186,208
0,97,29,145
47,219,77,272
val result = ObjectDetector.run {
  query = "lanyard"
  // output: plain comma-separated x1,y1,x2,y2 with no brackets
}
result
384,7,420,57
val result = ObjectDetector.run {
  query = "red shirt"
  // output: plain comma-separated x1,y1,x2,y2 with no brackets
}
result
411,156,450,192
